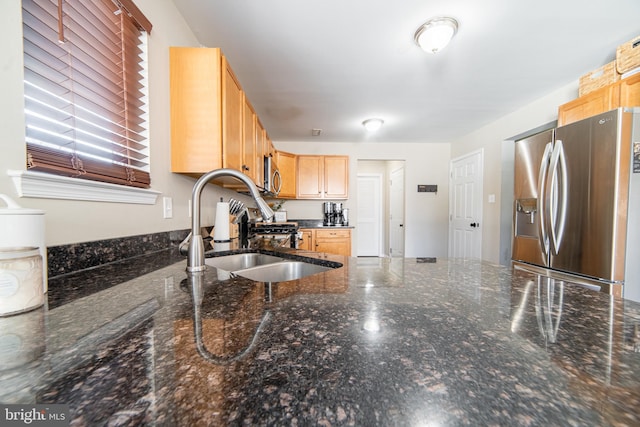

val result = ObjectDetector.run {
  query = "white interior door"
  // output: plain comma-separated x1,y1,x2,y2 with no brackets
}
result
389,167,405,257
357,174,382,256
449,150,483,259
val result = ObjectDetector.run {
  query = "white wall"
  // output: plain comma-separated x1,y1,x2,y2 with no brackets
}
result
0,0,252,246
451,82,579,263
275,142,451,258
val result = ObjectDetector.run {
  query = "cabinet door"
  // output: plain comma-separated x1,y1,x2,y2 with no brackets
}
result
265,136,276,159
222,56,244,172
242,96,258,184
558,83,620,126
170,47,223,174
256,120,266,187
275,151,297,198
315,229,351,256
298,229,314,251
324,156,349,199
620,73,640,107
297,156,323,198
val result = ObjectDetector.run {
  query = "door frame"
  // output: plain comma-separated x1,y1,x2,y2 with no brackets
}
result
389,166,405,257
448,149,484,259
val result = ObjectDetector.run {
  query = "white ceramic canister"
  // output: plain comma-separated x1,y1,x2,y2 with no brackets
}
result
0,194,47,293
0,247,44,316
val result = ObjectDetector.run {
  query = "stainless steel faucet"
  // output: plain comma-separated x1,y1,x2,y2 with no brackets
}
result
187,168,274,272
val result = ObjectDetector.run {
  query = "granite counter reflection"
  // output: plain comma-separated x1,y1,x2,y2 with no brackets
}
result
0,252,639,426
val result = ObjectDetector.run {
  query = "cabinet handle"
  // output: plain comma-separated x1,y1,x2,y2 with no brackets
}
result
242,165,250,171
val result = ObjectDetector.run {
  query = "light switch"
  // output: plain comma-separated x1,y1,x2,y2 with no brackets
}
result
488,194,496,203
163,197,173,218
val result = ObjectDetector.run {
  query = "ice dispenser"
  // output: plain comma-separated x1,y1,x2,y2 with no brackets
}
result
515,198,538,237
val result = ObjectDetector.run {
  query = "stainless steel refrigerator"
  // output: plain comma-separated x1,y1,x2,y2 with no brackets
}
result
512,108,640,301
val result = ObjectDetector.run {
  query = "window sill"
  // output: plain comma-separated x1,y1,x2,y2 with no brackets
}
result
8,170,161,205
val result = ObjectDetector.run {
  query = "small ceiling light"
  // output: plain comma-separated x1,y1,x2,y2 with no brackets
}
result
362,118,384,132
414,16,458,54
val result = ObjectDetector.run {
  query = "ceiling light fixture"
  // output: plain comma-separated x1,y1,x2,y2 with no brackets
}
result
414,16,458,54
362,118,384,132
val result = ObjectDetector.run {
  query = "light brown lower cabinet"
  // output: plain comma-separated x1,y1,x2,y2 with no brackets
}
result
298,229,314,251
298,228,351,256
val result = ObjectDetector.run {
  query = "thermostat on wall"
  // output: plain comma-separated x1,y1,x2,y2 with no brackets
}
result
417,185,437,193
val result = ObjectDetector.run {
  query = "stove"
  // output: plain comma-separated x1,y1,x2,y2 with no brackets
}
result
249,222,299,249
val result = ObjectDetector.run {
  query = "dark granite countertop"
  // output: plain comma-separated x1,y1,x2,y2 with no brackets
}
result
1,248,639,426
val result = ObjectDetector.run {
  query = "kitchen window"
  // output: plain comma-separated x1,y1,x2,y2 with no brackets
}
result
21,0,153,191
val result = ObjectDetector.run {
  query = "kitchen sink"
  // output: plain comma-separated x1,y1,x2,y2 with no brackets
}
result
204,252,335,283
205,253,285,271
233,261,331,282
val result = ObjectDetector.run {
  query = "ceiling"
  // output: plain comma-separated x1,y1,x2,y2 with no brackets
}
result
171,0,640,143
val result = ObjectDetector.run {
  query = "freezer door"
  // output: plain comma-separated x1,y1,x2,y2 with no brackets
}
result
512,129,554,267
551,109,630,282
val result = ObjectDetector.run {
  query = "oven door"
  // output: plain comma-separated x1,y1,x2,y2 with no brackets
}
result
252,233,296,249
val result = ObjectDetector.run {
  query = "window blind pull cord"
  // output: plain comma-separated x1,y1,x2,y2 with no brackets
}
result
70,154,85,176
126,167,136,184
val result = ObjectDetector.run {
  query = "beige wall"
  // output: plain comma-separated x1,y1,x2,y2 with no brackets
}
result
1,0,582,260
451,82,579,263
275,142,451,258
0,0,253,246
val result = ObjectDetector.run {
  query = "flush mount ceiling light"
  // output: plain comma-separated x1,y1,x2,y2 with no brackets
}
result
362,118,384,132
414,16,458,54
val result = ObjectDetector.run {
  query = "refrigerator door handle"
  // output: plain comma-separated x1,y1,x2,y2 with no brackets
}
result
548,140,568,255
537,142,553,255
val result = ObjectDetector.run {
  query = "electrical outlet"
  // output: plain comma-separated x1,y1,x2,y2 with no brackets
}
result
163,197,173,219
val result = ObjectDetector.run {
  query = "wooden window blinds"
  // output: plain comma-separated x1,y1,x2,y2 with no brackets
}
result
22,0,152,188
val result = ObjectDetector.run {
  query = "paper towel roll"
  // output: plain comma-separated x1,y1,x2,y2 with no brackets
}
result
213,202,231,242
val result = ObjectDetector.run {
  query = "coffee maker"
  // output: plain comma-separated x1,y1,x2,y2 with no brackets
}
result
323,202,348,226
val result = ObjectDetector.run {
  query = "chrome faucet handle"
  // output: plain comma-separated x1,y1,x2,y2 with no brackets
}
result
187,168,274,273
178,232,191,256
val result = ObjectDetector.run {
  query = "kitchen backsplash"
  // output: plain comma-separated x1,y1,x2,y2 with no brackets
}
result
47,229,194,278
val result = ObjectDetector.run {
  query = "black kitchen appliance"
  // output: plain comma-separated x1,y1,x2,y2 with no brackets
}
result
249,222,299,249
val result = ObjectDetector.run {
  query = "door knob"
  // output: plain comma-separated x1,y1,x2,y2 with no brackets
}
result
470,222,479,228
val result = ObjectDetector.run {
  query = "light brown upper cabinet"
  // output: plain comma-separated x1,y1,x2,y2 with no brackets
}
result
297,155,349,199
242,97,258,184
558,74,640,126
619,72,640,107
275,151,297,199
170,47,261,187
170,47,223,175
222,55,243,173
255,119,266,187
